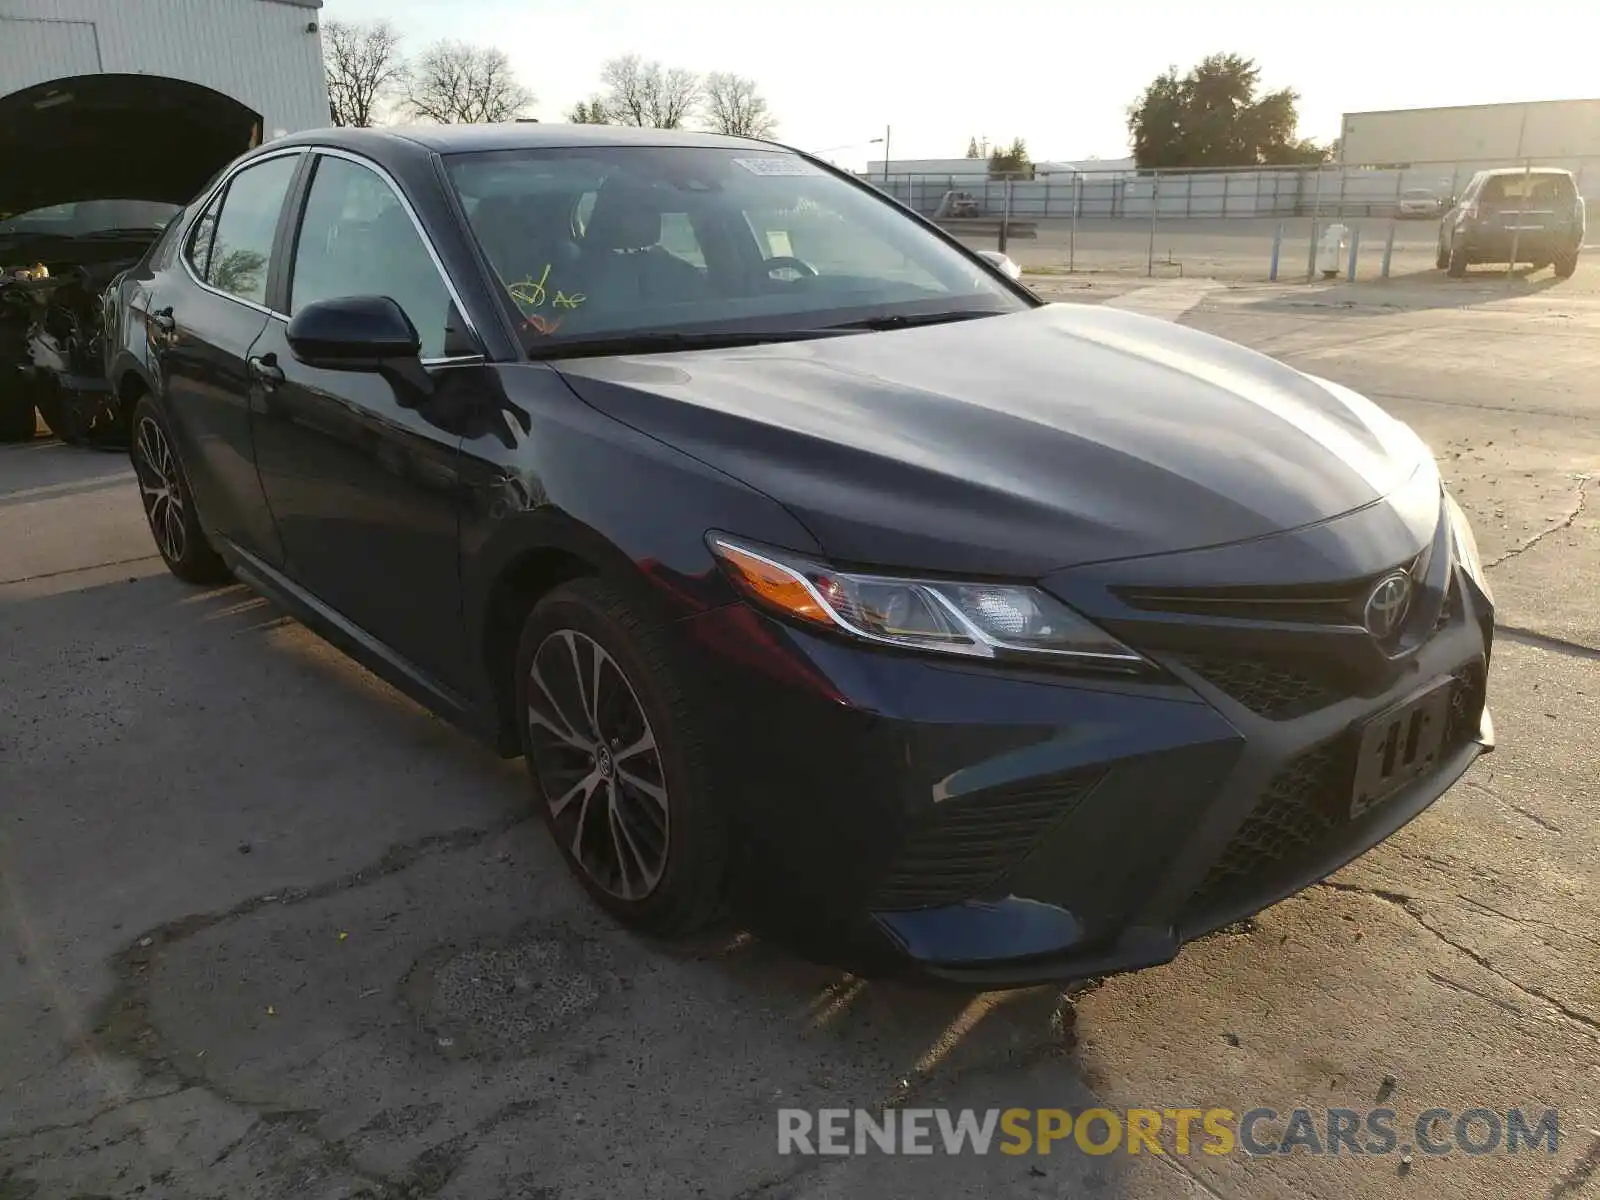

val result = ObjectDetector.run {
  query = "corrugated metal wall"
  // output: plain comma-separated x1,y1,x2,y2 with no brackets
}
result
1,1,328,134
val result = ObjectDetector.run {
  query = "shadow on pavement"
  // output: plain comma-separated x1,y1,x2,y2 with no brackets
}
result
2,571,1135,1198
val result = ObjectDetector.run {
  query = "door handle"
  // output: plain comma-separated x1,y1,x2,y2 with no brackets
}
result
248,355,285,387
150,307,175,333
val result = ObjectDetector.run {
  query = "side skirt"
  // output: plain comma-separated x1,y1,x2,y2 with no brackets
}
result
217,538,508,753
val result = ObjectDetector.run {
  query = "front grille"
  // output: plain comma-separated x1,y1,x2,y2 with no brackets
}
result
1119,549,1433,631
1173,653,1343,720
1191,742,1347,904
871,770,1103,910
1188,663,1486,916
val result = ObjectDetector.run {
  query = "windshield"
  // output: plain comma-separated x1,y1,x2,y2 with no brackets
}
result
0,199,181,238
444,146,1028,354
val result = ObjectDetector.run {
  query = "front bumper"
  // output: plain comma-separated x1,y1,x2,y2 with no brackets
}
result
680,587,1491,986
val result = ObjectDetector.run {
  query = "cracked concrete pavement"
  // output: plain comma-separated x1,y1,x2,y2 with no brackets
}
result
2,265,1598,1199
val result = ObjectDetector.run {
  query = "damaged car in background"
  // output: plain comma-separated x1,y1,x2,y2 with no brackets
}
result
0,72,263,444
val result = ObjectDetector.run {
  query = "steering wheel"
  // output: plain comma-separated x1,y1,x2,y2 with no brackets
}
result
759,256,819,282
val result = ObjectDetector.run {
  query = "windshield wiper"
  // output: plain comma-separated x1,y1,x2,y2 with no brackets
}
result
528,327,855,361
825,309,1008,331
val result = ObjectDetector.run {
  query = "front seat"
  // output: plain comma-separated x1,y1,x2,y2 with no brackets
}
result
470,193,581,288
576,178,707,309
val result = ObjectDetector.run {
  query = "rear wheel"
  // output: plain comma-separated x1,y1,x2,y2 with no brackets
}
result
1554,249,1579,279
0,371,36,442
515,578,726,937
130,395,231,584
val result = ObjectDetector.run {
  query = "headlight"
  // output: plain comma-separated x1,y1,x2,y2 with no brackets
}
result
1445,491,1492,602
709,535,1145,670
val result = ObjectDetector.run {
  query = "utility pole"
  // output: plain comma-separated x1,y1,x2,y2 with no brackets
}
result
882,124,891,184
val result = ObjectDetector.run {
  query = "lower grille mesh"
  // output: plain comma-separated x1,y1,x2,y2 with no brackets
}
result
1189,663,1486,915
871,770,1103,910
1173,653,1342,720
1191,742,1346,903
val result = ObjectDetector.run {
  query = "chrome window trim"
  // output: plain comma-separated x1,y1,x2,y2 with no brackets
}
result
178,147,306,319
175,144,487,365
305,146,484,352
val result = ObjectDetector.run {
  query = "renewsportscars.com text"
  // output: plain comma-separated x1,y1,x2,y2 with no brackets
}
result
777,1106,1560,1158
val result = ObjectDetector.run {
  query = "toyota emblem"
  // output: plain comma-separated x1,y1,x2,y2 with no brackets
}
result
1363,571,1413,639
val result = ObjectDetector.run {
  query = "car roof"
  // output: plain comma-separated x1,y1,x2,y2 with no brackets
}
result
263,123,781,157
1475,166,1574,178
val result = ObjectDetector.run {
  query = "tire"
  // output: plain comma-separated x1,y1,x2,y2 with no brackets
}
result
0,372,36,443
33,375,86,445
1554,249,1579,279
130,395,231,584
1435,237,1450,270
35,375,128,447
515,577,727,937
1447,238,1468,277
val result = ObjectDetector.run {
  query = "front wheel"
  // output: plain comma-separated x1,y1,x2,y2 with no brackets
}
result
515,578,727,936
130,396,231,584
1554,249,1579,279
1447,238,1468,277
1435,237,1450,270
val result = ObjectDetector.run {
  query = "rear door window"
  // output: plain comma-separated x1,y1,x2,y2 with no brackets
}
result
205,155,299,306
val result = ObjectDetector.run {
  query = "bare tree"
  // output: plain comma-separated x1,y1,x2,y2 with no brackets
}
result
405,41,533,124
600,54,701,129
701,72,776,138
567,97,610,125
323,19,406,127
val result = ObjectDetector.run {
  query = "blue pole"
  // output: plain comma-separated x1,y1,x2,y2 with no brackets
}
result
1269,224,1282,281
1346,227,1360,281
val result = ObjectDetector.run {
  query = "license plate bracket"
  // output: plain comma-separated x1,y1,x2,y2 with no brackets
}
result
1349,679,1454,820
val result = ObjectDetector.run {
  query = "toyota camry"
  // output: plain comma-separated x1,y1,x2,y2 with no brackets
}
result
105,124,1494,984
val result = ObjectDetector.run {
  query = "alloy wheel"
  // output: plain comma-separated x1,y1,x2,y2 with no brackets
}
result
526,629,670,901
134,416,186,564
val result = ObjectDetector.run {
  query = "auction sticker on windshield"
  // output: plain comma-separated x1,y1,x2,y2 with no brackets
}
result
733,158,821,176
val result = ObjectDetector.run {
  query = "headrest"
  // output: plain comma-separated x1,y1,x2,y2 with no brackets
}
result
583,178,667,252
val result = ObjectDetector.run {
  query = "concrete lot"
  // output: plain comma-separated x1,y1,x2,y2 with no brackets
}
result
2,257,1598,1199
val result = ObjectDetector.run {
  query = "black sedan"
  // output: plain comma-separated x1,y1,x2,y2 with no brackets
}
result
105,124,1494,984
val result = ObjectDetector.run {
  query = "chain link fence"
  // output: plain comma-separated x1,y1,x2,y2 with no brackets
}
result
868,155,1600,284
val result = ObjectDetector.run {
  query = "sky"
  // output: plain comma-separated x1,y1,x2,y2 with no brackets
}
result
322,0,1600,168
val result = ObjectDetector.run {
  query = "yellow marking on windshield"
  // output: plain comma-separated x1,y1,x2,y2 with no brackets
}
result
508,263,587,313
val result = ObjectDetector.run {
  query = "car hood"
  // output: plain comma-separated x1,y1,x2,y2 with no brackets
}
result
0,73,262,215
554,304,1433,578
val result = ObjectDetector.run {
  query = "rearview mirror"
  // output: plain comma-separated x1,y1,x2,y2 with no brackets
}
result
286,295,421,370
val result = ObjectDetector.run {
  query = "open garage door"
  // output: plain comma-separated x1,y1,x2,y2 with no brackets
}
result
0,73,263,215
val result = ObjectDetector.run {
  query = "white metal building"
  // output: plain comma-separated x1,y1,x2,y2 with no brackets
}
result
0,0,330,137
1340,99,1600,169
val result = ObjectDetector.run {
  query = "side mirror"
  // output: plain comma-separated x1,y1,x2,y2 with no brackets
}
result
976,249,1023,281
286,295,421,370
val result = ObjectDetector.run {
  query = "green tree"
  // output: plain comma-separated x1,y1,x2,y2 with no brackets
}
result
567,97,610,125
1127,53,1330,168
965,136,982,158
988,137,1031,178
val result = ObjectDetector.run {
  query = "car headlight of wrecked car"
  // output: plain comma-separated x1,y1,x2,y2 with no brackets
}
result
710,535,1145,669
1444,490,1492,602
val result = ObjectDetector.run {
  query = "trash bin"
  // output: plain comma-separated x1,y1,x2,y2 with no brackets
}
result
1317,224,1348,278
